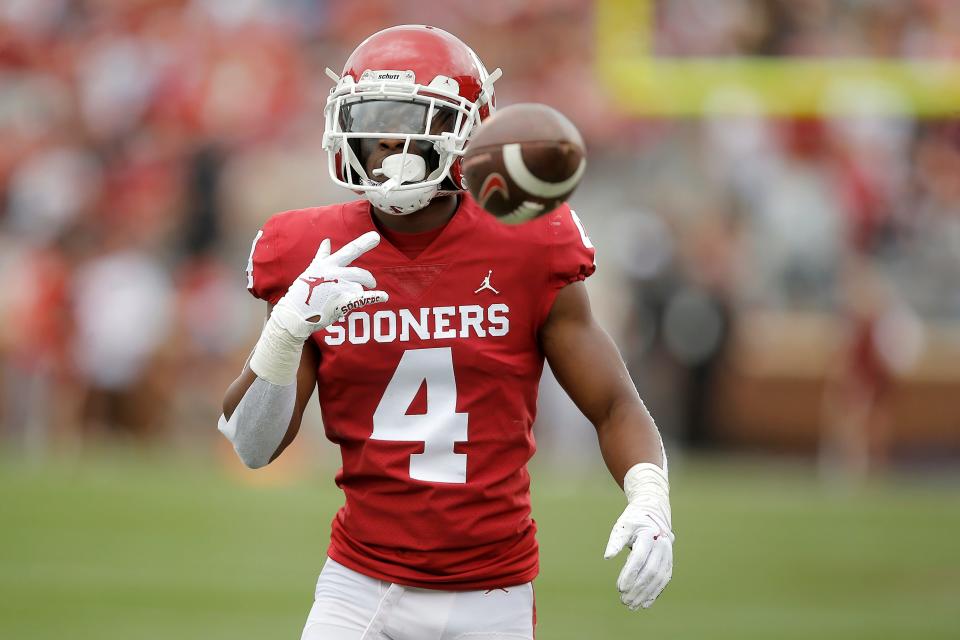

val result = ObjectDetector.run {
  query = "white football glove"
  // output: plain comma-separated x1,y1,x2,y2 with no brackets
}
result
272,231,388,338
604,463,674,610
250,231,388,385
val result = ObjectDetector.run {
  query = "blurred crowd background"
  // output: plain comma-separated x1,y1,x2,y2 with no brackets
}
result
1,0,959,482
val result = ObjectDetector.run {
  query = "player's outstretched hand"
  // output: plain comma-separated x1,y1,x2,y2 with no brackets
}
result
274,231,389,339
603,463,674,610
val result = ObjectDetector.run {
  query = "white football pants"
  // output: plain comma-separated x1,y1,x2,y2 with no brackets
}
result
300,557,535,640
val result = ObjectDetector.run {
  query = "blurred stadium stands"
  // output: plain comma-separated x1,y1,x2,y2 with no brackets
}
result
3,0,959,474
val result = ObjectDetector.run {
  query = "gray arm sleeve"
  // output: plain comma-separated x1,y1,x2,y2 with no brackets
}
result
217,376,297,469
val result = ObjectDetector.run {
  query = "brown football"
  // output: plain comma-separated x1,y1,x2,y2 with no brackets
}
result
462,103,586,224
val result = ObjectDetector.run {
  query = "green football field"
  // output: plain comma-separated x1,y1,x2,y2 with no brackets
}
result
1,450,958,639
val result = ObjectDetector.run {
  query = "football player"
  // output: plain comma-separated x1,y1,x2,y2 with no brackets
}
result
219,25,674,640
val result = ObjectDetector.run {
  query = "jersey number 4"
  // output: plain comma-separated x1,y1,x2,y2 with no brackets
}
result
371,347,468,484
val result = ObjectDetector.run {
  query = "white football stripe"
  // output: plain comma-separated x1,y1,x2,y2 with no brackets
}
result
502,143,586,199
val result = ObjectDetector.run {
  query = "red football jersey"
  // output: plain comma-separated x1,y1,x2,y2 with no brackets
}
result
246,195,595,590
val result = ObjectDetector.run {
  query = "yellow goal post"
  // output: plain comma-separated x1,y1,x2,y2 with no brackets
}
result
596,0,960,117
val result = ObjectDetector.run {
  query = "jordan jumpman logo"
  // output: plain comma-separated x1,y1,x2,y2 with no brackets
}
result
299,276,337,305
474,270,500,295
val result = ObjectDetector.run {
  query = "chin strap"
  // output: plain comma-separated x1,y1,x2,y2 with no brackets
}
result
364,184,438,215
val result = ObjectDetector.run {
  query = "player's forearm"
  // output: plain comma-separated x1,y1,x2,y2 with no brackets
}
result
222,297,316,419
595,395,666,487
219,294,319,463
539,283,667,484
219,373,297,468
219,337,318,468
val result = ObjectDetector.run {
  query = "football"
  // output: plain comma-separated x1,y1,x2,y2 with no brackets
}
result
462,103,586,224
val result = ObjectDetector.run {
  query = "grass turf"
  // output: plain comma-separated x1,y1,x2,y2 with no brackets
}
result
0,451,958,639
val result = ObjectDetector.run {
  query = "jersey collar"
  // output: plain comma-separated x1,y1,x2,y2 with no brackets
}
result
343,197,480,263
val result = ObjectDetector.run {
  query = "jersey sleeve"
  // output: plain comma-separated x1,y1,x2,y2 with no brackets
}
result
245,214,293,305
540,204,597,322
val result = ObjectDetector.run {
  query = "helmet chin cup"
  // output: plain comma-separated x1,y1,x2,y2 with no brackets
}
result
363,182,439,215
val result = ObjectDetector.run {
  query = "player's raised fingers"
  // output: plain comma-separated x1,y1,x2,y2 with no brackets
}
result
334,266,377,289
312,238,332,264
330,231,381,266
